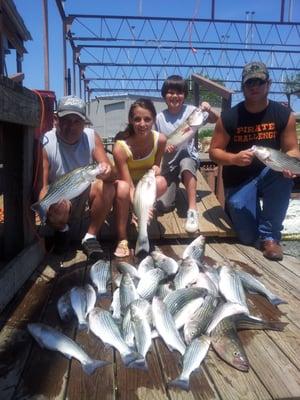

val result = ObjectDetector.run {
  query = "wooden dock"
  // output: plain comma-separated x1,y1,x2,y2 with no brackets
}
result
100,171,235,242
0,171,299,400
0,238,299,400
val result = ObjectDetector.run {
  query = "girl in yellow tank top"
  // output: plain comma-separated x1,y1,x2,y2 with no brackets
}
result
112,98,167,257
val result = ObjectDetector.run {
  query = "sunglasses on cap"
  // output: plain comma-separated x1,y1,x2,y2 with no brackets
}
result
244,78,268,88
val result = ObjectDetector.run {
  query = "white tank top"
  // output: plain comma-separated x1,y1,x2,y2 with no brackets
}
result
42,127,95,183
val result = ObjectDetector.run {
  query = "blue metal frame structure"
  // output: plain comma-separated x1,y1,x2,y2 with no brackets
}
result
55,1,300,105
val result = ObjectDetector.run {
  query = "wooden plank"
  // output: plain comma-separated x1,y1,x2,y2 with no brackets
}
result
204,348,272,400
0,239,45,312
240,330,300,399
157,209,182,238
0,251,62,400
66,250,115,400
265,316,300,371
115,344,169,400
154,244,273,400
235,243,300,300
0,76,40,127
191,73,234,100
154,338,219,400
111,253,171,399
208,241,300,329
278,253,300,277
196,173,234,237
13,248,87,399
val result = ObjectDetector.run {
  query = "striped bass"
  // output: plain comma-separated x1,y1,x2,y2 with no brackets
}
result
211,317,249,371
152,296,186,355
88,307,144,368
182,235,206,262
31,163,104,223
174,257,200,289
183,295,218,344
218,265,249,310
89,259,111,296
130,301,152,364
133,169,157,255
27,323,109,375
251,145,300,175
169,336,211,391
57,290,74,322
167,109,208,166
236,269,287,306
70,287,88,330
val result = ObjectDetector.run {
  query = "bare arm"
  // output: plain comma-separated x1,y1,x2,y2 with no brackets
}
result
280,114,300,157
93,132,114,181
200,101,219,124
38,148,50,201
280,113,300,177
152,133,167,175
209,117,255,166
113,142,135,202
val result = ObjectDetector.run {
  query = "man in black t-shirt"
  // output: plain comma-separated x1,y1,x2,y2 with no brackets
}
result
209,61,300,261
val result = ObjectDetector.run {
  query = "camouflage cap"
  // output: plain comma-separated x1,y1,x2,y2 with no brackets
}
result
57,95,86,120
242,62,269,84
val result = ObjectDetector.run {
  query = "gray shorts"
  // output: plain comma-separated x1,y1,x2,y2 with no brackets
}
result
68,188,90,239
41,188,90,240
157,151,198,211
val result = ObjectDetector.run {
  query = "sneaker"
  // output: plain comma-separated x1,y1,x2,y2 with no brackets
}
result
185,209,199,233
82,238,104,260
53,230,70,254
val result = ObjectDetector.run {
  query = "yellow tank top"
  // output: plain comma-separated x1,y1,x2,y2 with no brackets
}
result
116,130,159,183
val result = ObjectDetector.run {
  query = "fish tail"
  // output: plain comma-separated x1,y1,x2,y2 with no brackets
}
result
31,202,47,224
135,234,150,255
168,378,190,391
82,359,110,375
78,322,88,331
270,296,288,306
122,351,144,367
128,357,148,371
263,321,288,331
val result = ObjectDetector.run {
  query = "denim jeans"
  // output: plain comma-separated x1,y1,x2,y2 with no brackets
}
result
225,167,293,246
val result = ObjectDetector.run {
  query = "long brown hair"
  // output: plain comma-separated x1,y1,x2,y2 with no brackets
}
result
115,98,157,140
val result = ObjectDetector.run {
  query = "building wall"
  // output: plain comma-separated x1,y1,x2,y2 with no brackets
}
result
86,94,166,138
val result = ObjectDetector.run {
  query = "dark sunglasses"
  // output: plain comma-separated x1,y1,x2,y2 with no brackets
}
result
244,78,268,88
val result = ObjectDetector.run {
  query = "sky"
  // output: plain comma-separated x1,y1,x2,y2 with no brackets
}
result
6,0,300,110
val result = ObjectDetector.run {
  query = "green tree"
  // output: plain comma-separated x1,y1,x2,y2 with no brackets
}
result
284,73,300,98
186,76,224,107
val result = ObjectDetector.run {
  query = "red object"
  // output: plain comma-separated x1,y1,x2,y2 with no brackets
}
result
33,90,56,139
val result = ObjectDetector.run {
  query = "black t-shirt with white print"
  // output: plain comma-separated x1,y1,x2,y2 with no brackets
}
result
221,100,290,188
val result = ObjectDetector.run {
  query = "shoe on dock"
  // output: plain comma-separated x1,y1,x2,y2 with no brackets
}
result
82,238,104,260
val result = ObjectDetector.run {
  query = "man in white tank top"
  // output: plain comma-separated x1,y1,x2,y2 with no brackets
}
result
37,95,115,260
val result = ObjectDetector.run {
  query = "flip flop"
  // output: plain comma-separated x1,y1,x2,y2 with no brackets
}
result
114,240,130,257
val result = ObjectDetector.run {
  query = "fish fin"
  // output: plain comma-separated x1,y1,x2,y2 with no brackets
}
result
270,296,288,306
31,202,47,224
82,359,110,375
78,322,88,331
135,235,150,255
122,351,144,367
128,358,148,371
168,378,190,391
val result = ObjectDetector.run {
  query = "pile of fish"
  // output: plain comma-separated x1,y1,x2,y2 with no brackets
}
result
27,235,287,391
